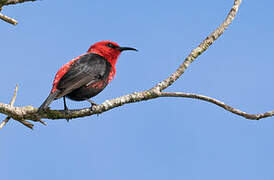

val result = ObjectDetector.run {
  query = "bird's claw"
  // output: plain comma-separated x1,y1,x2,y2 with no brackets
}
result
87,99,99,116
64,109,71,122
87,99,97,106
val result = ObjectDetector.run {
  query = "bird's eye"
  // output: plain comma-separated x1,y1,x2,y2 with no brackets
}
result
107,43,115,48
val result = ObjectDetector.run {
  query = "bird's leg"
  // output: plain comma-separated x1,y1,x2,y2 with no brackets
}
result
63,96,68,111
63,97,70,122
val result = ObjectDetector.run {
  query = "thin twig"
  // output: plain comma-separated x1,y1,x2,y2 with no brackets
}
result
0,85,34,129
159,92,274,120
153,0,242,92
1,0,36,6
17,120,34,129
11,85,35,129
0,85,18,129
0,12,17,25
0,117,11,129
10,84,18,106
0,0,36,25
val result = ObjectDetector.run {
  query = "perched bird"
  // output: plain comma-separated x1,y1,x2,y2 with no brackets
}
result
38,41,137,113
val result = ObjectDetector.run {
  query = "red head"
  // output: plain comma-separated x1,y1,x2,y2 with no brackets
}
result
87,41,137,67
87,40,137,83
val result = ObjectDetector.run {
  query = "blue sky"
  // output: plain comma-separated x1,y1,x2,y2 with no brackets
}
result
1,0,274,179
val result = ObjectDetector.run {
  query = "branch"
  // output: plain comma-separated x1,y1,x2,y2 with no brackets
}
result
159,92,274,120
0,12,17,24
1,0,35,6
0,0,251,129
0,90,160,121
153,0,242,92
0,85,35,129
0,0,36,25
0,85,18,129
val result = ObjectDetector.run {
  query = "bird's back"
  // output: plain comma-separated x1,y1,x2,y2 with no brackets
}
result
56,53,112,101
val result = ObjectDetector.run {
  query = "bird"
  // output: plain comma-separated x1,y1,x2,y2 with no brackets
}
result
38,40,137,114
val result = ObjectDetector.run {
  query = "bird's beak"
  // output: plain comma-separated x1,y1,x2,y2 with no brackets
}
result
118,46,138,52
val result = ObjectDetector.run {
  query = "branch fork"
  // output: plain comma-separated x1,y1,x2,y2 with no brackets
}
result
0,85,37,129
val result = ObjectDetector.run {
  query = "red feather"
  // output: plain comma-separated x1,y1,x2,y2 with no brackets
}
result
51,55,83,93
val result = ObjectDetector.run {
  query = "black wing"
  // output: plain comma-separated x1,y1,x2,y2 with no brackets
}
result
56,53,110,98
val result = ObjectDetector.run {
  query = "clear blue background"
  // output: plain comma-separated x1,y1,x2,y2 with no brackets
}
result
1,1,274,179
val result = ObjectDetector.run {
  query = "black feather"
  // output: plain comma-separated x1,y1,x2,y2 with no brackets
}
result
38,90,60,112
56,53,112,101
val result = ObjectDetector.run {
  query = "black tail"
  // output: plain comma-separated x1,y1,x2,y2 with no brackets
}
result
38,90,60,113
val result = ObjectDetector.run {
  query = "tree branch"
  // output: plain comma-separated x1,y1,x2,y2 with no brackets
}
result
0,85,35,129
3,0,272,129
1,0,35,6
0,85,18,129
0,0,36,25
153,0,242,92
0,90,160,121
159,92,274,120
0,12,17,25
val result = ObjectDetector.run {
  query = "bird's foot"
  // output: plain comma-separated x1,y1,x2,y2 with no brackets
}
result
63,106,71,122
65,113,71,122
87,99,97,109
87,99,98,116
